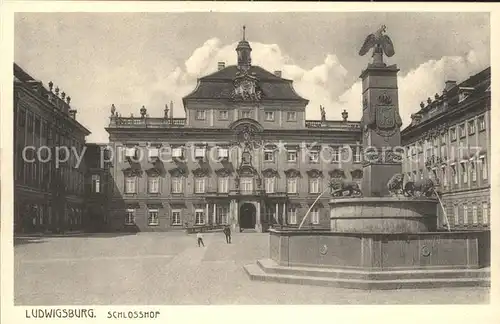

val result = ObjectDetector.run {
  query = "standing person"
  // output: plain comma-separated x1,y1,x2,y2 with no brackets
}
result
224,225,232,244
196,231,205,247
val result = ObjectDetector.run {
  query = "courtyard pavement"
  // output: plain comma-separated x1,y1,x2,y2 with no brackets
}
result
14,232,489,305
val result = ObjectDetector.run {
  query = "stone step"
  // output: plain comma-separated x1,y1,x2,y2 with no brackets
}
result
257,259,490,281
244,263,490,290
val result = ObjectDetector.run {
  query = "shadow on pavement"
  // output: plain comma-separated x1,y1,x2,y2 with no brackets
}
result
14,232,139,242
14,237,47,246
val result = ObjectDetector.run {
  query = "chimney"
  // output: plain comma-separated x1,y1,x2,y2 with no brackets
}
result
69,109,77,119
169,100,174,119
274,70,282,78
445,80,457,91
218,62,225,71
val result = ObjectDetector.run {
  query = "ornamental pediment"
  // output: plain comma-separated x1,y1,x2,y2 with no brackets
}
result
262,168,279,178
329,169,346,179
237,165,257,177
284,168,300,178
215,168,232,177
192,167,210,177
231,72,263,102
306,169,323,178
168,167,187,177
122,167,142,177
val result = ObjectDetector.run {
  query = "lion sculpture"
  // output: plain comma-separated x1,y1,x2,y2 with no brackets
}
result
403,178,435,197
387,173,405,196
330,180,363,197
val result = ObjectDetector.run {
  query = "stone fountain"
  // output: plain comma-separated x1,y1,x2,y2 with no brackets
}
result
244,26,490,289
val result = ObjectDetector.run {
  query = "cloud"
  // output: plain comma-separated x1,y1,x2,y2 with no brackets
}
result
93,37,489,142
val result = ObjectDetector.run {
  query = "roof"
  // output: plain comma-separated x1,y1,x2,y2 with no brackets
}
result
183,65,308,102
402,66,490,135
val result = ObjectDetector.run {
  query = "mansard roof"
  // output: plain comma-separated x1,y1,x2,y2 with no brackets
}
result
183,65,308,103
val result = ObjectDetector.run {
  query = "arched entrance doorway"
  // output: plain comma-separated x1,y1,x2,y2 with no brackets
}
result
239,203,256,230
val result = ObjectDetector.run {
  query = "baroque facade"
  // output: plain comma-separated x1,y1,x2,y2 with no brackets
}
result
104,34,363,232
14,63,90,233
401,67,491,229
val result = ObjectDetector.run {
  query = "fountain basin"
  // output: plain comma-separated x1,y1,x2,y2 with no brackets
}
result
330,197,438,233
244,229,490,289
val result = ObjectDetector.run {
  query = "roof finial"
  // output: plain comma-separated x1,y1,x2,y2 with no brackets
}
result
242,25,246,41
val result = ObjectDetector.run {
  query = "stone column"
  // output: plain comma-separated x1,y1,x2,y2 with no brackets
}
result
275,203,279,225
360,63,402,197
234,200,239,232
205,203,209,225
255,201,262,232
282,202,286,225
213,203,217,224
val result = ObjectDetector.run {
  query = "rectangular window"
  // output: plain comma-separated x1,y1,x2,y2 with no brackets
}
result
240,177,253,194
219,110,228,120
331,147,339,162
264,150,274,162
468,120,475,135
172,209,181,225
461,162,468,183
149,177,160,193
309,178,320,194
92,174,100,193
354,147,361,163
195,209,205,225
265,177,275,193
311,208,320,225
125,209,135,225
196,110,206,120
172,147,183,158
265,111,275,121
472,205,478,224
216,207,228,224
480,156,488,180
125,147,137,158
441,132,447,144
287,111,297,121
463,205,469,225
218,148,229,159
288,207,297,224
309,151,319,163
172,177,183,193
195,178,206,193
459,124,466,138
195,147,206,159
451,165,458,184
471,161,477,182
218,177,229,193
287,150,297,162
482,202,489,225
478,115,486,132
453,205,459,226
450,127,457,141
287,178,297,194
241,110,251,119
148,209,159,226
125,177,136,194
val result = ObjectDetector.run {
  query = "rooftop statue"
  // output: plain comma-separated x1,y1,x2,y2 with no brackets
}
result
359,25,395,64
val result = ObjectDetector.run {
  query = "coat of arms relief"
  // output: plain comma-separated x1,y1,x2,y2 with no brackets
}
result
231,72,263,101
364,92,402,140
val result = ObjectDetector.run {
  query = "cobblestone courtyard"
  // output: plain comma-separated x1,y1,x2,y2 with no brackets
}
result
15,232,489,305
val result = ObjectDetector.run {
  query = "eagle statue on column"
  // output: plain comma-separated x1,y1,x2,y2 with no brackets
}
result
358,25,395,58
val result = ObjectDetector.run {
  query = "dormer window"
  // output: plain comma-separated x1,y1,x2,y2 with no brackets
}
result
172,147,183,158
468,120,475,135
458,87,474,103
459,124,466,138
196,110,206,120
264,149,274,162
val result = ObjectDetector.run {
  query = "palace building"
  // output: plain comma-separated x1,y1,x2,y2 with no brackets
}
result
401,67,491,230
14,63,90,233
104,32,363,232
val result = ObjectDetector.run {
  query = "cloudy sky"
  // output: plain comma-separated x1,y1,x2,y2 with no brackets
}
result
15,12,490,143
